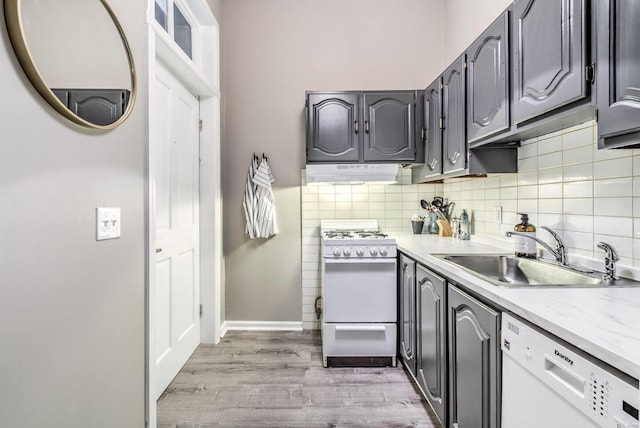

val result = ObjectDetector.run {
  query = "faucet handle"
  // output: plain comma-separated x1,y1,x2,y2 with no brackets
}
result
598,242,619,281
597,242,619,262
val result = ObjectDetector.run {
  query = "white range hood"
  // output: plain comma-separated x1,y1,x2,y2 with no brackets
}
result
305,163,398,185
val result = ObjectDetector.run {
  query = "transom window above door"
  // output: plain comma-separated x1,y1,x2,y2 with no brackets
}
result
154,0,193,59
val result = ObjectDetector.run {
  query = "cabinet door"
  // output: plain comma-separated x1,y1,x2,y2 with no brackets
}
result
442,55,467,176
399,254,416,376
306,92,361,162
448,285,500,428
416,265,447,427
512,0,587,125
423,79,443,181
62,89,129,126
363,92,416,162
597,0,640,148
467,11,510,144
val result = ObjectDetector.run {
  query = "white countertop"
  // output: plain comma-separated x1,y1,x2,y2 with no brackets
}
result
395,233,640,380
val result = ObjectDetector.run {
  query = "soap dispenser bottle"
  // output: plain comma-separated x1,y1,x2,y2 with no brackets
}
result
514,213,536,258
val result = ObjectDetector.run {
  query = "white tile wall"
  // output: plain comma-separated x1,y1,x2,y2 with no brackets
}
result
300,120,640,329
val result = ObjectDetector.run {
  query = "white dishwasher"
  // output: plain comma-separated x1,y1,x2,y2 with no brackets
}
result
501,313,639,428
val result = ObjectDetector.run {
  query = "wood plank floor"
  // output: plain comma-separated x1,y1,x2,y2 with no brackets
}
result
157,330,442,428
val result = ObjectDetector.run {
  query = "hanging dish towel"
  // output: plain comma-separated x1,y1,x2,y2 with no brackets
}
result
252,156,279,238
242,155,259,239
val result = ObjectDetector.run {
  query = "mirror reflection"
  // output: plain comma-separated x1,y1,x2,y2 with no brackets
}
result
6,0,135,128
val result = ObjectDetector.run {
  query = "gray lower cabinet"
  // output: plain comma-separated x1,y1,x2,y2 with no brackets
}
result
466,10,510,145
511,0,589,126
596,0,640,149
415,264,447,427
399,253,416,376
306,92,361,162
448,284,500,428
442,55,467,177
306,91,420,163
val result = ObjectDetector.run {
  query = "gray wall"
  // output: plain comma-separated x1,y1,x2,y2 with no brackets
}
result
0,0,147,426
221,0,444,322
443,0,512,65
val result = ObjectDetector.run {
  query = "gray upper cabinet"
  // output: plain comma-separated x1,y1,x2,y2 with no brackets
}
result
399,253,417,377
416,264,447,427
306,91,420,163
306,92,361,162
448,284,500,428
512,0,588,125
597,0,640,149
52,88,130,126
466,11,510,144
412,57,517,184
419,79,443,182
442,55,467,176
363,92,417,162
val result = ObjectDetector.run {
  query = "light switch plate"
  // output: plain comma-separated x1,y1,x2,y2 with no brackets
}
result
494,206,503,224
96,207,121,240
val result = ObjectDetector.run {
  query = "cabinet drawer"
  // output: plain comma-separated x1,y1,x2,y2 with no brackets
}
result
322,323,396,357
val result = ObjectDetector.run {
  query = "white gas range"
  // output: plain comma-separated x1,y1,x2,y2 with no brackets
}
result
320,219,397,368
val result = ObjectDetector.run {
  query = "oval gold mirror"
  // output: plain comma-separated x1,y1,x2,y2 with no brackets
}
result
3,0,136,130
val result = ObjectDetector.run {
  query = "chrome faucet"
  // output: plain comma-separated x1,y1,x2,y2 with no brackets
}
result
506,226,568,266
597,242,619,281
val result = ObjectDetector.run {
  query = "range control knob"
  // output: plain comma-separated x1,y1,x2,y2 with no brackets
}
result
332,248,341,257
380,247,388,256
369,247,378,256
356,247,365,256
343,247,352,257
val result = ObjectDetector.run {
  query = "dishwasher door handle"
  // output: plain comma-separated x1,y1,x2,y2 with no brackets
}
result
543,355,586,398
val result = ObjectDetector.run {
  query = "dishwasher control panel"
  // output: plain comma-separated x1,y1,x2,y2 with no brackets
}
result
502,314,639,428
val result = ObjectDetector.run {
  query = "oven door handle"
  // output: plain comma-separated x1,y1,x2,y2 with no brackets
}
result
335,325,387,332
324,258,396,265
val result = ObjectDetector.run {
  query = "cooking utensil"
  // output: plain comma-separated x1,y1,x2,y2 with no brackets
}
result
445,202,455,219
431,206,447,220
420,199,429,210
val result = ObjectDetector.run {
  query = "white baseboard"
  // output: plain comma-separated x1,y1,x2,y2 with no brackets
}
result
220,321,303,338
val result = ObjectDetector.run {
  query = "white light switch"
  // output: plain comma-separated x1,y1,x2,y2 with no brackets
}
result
96,207,121,240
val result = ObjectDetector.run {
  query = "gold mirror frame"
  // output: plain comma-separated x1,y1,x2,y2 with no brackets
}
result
3,0,136,130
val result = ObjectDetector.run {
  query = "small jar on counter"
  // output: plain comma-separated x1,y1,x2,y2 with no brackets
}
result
460,209,470,240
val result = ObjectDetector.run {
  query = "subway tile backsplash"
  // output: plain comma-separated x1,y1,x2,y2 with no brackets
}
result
300,120,640,329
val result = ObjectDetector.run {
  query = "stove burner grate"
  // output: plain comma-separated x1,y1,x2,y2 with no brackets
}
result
323,231,355,239
357,232,388,239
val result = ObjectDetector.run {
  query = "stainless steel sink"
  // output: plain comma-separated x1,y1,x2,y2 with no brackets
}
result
434,254,640,287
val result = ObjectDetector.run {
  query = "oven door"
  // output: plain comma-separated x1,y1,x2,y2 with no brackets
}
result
322,257,397,323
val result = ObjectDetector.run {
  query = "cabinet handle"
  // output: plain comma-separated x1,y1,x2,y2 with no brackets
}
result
354,120,359,134
450,151,461,164
421,127,426,141
418,278,429,286
155,248,162,253
402,263,408,272
439,117,444,130
429,159,438,171
365,120,370,134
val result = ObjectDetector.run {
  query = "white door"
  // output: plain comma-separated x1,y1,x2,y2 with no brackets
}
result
153,62,201,400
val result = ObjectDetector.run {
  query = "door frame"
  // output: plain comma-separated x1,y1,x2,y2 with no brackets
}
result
146,1,222,427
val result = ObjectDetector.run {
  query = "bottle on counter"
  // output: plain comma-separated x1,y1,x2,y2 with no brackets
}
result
514,213,536,258
428,213,439,234
460,209,470,240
